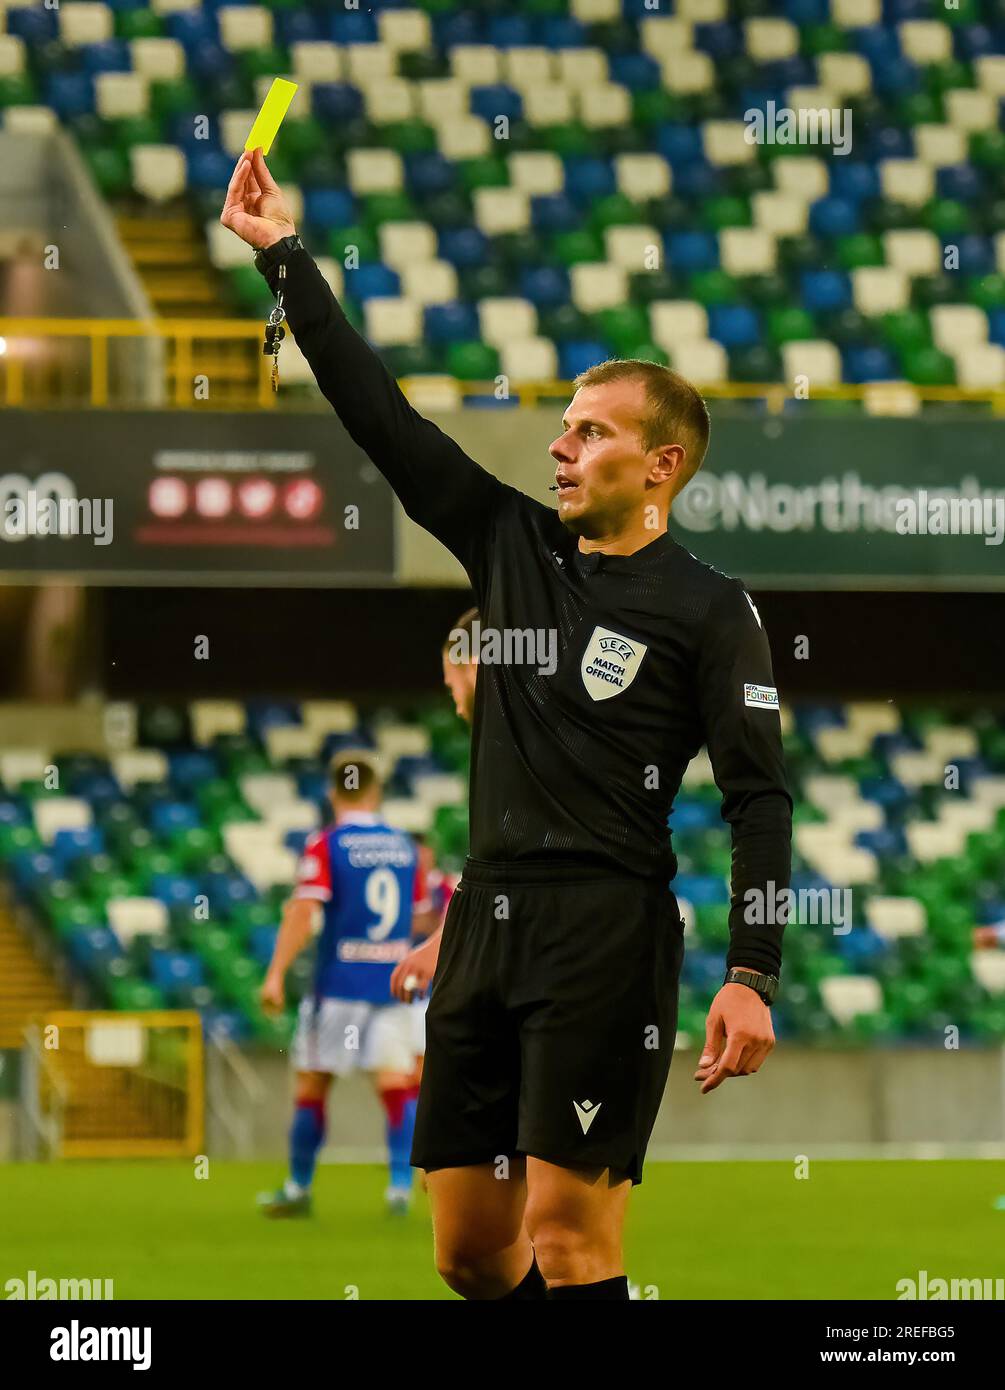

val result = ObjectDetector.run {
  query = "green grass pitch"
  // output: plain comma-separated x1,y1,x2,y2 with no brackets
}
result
2,1160,1002,1300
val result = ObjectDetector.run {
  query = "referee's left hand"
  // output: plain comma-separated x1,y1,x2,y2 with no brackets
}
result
694,985,775,1095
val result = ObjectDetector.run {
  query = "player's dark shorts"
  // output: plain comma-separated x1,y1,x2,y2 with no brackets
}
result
411,857,684,1185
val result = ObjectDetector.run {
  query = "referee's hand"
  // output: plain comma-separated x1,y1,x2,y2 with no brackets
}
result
694,984,775,1095
220,149,297,250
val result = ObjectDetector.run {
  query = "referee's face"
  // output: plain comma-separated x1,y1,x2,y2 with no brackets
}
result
550,381,664,539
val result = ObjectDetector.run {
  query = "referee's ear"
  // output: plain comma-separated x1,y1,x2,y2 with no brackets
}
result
651,441,686,489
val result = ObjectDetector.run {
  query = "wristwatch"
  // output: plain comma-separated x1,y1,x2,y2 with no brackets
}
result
254,233,304,276
723,968,779,1006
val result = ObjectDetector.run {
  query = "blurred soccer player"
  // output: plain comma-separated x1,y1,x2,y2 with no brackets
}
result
257,752,425,1217
224,154,792,1300
392,608,475,1002
441,605,478,724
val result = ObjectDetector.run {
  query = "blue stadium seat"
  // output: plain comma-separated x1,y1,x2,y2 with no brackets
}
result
312,84,364,125
564,157,616,204
150,949,204,994
519,266,570,310
693,23,742,61
801,270,852,315
351,263,401,301
871,56,921,99
538,17,586,49
166,12,218,48
424,302,480,344
405,153,456,198
189,44,232,83
51,829,105,872
655,124,704,168
674,164,723,201
330,11,377,43
248,926,278,967
532,194,581,235
80,41,131,75
277,10,323,45
673,873,729,906
304,188,356,231
609,53,661,90
829,163,880,203
666,231,719,274
469,85,522,124
186,148,234,191
45,74,95,120
809,198,862,240
936,167,982,203
5,5,59,43
245,700,301,737
149,802,201,837
438,227,489,269
203,872,258,914
953,235,994,276
487,15,533,47
150,873,201,908
708,304,763,350
558,341,609,378
169,751,218,791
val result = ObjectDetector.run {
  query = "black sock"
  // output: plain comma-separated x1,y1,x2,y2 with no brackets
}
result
497,1257,549,1301
548,1276,630,1301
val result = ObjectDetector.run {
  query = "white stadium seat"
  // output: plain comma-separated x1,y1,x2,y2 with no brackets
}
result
34,798,93,844
478,298,538,348
821,976,883,1025
346,148,404,196
107,898,169,946
364,298,424,348
190,700,245,746
130,145,187,203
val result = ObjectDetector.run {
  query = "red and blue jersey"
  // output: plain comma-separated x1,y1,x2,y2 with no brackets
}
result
293,814,424,1003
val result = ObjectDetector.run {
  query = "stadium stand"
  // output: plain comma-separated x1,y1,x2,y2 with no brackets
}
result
3,0,1005,393
2,697,1005,1050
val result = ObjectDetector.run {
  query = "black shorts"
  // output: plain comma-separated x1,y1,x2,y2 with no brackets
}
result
411,858,684,1185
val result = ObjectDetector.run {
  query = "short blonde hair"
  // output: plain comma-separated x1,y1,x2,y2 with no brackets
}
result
573,358,711,485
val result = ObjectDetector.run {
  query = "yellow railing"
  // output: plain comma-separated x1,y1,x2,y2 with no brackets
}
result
0,317,276,410
32,1010,204,1159
2,317,1005,414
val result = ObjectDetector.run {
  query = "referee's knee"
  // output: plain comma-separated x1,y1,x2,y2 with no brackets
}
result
433,1246,522,1300
526,1218,619,1286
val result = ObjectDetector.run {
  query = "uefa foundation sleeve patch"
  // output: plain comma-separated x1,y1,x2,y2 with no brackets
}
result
744,682,780,710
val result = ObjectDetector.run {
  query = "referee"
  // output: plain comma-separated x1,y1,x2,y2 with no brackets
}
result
223,151,792,1302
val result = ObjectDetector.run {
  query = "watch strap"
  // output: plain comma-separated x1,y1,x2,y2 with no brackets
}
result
724,967,778,1005
254,233,304,277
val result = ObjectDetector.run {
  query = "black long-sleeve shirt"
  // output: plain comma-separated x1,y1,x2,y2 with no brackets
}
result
262,248,793,974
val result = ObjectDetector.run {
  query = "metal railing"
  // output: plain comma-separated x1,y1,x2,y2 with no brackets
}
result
206,1032,266,1159
0,317,274,410
19,1023,67,1160
2,317,1005,415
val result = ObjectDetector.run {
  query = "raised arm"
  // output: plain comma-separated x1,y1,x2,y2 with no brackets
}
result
221,150,508,576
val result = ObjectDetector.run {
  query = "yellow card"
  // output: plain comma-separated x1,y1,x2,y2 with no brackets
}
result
244,78,299,156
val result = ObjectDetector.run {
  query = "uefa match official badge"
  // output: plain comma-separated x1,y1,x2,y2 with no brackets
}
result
580,626,648,702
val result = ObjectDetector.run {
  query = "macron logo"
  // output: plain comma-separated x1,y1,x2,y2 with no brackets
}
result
574,1099,601,1135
